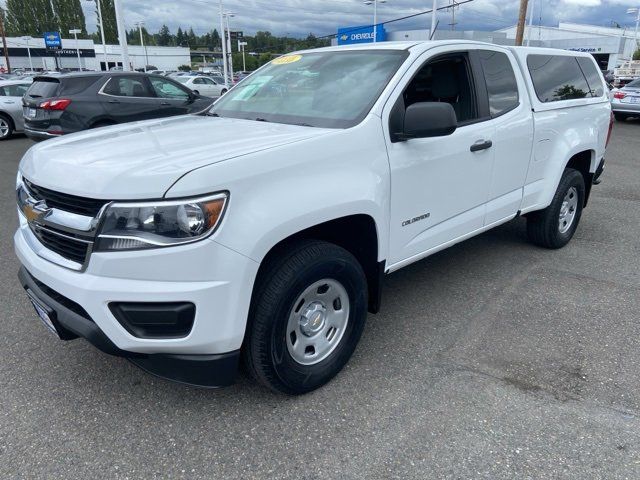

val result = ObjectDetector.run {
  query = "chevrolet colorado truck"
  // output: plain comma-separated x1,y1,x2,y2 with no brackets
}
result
15,41,611,394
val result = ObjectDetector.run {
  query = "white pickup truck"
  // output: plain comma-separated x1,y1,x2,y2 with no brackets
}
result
15,41,611,394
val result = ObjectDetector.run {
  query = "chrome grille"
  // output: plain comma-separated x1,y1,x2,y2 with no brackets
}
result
24,179,107,217
31,225,92,265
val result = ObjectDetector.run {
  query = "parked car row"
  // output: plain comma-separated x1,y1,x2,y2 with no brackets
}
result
20,72,215,141
610,78,640,121
0,80,32,140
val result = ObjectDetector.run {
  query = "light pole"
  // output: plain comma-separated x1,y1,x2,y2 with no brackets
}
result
364,0,387,43
69,29,82,71
239,40,248,71
224,12,235,82
22,36,33,71
628,7,640,49
114,0,130,71
87,0,108,70
135,21,149,71
218,0,229,88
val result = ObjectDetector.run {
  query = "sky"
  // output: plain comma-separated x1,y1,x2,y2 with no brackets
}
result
21,0,640,39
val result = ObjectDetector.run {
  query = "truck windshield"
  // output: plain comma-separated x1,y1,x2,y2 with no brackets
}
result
209,50,408,128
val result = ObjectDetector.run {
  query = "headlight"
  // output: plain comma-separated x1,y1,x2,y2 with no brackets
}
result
95,192,228,251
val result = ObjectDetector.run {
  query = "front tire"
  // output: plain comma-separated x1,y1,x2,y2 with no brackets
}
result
527,168,585,249
243,240,368,394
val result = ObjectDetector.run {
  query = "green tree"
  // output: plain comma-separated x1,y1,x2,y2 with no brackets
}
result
212,28,220,49
156,24,171,46
176,27,185,47
52,0,87,37
633,49,640,61
187,27,197,47
95,0,117,44
5,0,57,36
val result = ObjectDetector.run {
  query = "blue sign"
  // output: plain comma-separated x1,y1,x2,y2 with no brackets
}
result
337,24,386,45
43,32,62,50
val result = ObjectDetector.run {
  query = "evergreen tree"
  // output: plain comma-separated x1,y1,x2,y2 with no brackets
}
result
95,0,118,44
176,27,185,47
157,24,171,46
212,29,220,49
52,0,87,37
5,0,57,36
187,27,197,47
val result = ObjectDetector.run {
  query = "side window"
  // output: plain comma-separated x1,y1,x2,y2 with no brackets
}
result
149,78,190,100
403,52,478,124
0,87,5,96
193,78,205,85
527,55,591,103
203,78,215,85
478,50,519,117
577,57,604,98
103,77,152,97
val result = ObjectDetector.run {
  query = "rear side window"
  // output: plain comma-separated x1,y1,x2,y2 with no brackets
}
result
576,57,604,97
60,76,99,95
103,77,153,97
0,84,29,96
527,55,590,103
478,50,519,117
26,79,60,98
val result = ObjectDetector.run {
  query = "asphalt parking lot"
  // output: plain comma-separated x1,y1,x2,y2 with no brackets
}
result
1,122,639,479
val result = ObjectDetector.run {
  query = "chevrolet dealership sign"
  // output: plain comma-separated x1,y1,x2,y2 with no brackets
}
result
337,25,387,45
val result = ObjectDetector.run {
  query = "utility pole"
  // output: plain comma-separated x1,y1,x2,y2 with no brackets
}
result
515,0,529,46
0,8,10,73
70,29,83,71
449,0,458,30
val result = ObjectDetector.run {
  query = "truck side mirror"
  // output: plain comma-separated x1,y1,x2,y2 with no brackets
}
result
398,102,457,140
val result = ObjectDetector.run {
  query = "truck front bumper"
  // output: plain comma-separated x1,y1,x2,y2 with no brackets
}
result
14,224,260,387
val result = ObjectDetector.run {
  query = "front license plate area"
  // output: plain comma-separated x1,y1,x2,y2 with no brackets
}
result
26,290,60,338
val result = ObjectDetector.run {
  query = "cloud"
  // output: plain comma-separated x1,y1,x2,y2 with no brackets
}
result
77,0,640,38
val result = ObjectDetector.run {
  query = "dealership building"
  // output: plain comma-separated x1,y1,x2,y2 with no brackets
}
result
334,22,639,70
0,36,191,72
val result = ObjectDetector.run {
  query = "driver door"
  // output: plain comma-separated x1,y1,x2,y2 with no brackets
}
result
383,48,496,268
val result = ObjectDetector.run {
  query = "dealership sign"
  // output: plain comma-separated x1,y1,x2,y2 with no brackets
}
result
337,25,386,45
44,32,62,50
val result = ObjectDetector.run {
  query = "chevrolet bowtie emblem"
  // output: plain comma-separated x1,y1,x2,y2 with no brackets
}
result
23,199,49,223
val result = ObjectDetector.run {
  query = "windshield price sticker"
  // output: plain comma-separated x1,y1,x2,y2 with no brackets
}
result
272,55,302,65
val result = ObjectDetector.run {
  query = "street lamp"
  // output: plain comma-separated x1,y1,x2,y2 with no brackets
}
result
87,0,108,71
239,40,248,71
218,0,229,88
69,28,82,71
135,21,149,72
628,7,640,48
21,36,33,71
224,12,235,82
364,0,387,43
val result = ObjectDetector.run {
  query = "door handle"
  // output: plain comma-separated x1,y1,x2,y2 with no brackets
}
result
107,99,120,104
3,100,16,104
160,102,171,106
470,140,493,152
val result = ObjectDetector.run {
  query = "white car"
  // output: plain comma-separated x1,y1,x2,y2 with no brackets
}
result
15,42,610,394
175,75,228,97
0,80,31,140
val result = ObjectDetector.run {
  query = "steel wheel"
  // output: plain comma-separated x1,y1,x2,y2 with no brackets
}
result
286,278,350,366
559,186,578,233
0,118,10,139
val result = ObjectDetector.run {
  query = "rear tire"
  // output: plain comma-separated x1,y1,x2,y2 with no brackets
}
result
0,114,14,140
527,168,585,249
193,90,200,95
614,113,628,122
221,89,227,95
243,240,368,395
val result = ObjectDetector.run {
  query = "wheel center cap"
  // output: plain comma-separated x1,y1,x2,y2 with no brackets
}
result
299,302,326,337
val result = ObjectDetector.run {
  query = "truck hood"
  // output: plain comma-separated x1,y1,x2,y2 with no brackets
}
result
20,115,332,199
